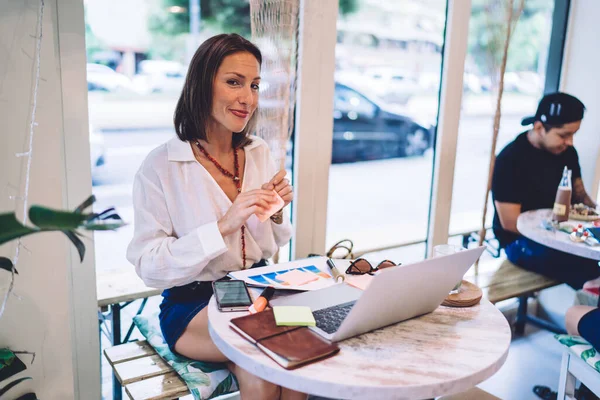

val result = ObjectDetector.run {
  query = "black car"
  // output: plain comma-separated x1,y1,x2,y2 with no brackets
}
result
332,82,434,163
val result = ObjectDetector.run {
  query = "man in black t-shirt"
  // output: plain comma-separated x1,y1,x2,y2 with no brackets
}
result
492,92,600,289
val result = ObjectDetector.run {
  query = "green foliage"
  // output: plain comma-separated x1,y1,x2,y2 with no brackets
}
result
0,348,16,368
148,0,359,60
84,8,106,61
0,258,17,275
0,377,32,398
149,0,250,38
339,0,359,16
468,0,553,76
0,195,126,270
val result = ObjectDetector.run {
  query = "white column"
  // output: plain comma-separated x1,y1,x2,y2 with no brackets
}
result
291,0,338,259
426,0,471,256
57,0,101,397
560,0,600,201
0,0,99,398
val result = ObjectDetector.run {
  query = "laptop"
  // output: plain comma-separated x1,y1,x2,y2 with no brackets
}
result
270,246,485,342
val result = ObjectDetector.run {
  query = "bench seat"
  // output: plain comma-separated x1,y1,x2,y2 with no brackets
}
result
465,257,562,334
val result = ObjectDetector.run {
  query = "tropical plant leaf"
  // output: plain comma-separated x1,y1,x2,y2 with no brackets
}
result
86,208,122,222
0,377,32,397
179,371,210,387
581,347,596,362
29,206,88,230
74,195,96,214
62,231,85,262
210,373,236,398
15,392,39,400
190,360,228,374
555,335,589,347
83,207,125,231
0,213,39,246
0,257,17,275
94,207,116,219
82,221,127,231
0,348,16,366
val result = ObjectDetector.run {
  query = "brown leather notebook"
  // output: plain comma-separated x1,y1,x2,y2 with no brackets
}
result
230,309,339,369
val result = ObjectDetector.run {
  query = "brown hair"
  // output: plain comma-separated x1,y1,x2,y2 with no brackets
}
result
174,33,262,149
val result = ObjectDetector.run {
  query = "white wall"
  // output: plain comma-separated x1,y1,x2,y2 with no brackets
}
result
0,0,99,399
560,0,600,199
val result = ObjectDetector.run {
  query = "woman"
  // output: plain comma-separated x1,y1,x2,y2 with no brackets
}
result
563,277,600,400
534,277,599,400
127,34,305,400
566,276,600,351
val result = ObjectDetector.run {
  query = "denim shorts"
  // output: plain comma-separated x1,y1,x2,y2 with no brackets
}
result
578,308,600,350
159,259,268,353
159,280,214,353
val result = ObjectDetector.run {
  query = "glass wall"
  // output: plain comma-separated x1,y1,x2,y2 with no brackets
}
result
326,0,447,255
448,0,555,237
85,1,299,395
85,0,295,279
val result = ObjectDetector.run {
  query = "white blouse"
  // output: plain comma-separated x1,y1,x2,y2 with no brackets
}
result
126,135,293,289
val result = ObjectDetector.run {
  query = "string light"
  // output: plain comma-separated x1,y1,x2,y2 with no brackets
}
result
0,0,45,319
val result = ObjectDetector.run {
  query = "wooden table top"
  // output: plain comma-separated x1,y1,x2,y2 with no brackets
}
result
208,296,510,399
517,209,600,260
96,267,161,307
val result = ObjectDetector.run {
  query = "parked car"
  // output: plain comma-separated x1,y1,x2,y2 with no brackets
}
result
89,123,107,184
86,63,135,92
337,67,422,105
132,60,186,94
331,82,434,163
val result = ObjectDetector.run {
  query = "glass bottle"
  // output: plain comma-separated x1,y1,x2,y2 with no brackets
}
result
552,166,572,222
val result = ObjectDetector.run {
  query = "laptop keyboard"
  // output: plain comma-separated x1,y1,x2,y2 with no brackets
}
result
313,301,356,334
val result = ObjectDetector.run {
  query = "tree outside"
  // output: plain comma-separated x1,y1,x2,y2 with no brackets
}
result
145,0,358,62
468,0,553,88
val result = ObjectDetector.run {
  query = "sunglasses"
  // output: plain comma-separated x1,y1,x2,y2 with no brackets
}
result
345,258,400,275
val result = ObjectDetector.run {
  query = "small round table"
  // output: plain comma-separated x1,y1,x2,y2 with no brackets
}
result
517,209,600,260
208,297,511,399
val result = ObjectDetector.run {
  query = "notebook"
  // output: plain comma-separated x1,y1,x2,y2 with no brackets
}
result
229,309,339,369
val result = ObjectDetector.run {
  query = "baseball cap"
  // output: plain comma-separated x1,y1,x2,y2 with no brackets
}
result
521,92,586,126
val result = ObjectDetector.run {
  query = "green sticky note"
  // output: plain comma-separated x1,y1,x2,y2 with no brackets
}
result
273,306,316,327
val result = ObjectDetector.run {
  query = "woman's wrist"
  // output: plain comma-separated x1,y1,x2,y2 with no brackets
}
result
217,219,233,236
270,209,284,224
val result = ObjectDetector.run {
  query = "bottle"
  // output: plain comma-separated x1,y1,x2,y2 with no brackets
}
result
552,166,572,222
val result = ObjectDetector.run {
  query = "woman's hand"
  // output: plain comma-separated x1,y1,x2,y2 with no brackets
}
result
262,170,293,207
217,189,276,236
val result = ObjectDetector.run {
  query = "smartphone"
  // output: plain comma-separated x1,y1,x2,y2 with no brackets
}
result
212,280,253,312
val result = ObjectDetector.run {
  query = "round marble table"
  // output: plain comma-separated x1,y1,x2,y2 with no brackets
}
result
517,209,600,260
208,297,511,399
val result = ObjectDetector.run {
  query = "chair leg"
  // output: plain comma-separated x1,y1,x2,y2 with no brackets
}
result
515,295,528,335
557,350,577,400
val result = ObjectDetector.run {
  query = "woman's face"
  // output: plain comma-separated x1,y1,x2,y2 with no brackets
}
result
210,52,260,134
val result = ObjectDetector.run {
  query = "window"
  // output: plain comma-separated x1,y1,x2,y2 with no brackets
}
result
85,0,297,273
448,0,556,236
326,0,447,255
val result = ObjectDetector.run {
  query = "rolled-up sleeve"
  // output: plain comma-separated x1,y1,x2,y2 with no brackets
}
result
271,206,293,247
265,146,293,247
126,166,228,289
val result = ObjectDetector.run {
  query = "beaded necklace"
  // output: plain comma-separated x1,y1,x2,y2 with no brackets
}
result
195,141,246,267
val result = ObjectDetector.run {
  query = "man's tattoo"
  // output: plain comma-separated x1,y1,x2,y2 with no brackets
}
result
572,178,597,208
